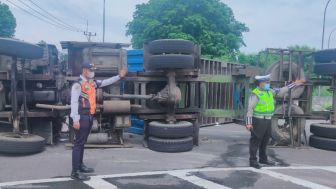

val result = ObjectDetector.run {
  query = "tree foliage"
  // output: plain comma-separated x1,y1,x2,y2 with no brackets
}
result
0,1,16,37
126,0,248,58
237,45,316,74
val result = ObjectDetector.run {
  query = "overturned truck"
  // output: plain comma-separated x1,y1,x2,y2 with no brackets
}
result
0,38,252,154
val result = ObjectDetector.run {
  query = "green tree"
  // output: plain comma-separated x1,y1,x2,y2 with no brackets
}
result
0,1,16,37
126,0,248,58
237,45,315,73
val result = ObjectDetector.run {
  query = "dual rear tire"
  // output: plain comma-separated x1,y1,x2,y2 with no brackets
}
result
146,39,199,70
310,123,336,151
147,121,195,153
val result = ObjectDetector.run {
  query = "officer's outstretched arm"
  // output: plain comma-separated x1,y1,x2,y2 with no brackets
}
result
271,79,304,97
96,68,128,88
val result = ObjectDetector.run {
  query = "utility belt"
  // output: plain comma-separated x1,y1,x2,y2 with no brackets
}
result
253,115,272,120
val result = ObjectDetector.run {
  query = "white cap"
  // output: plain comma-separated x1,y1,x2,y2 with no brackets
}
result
255,74,271,81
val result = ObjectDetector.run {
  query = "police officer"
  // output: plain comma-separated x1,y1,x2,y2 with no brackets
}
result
70,62,127,181
246,74,303,169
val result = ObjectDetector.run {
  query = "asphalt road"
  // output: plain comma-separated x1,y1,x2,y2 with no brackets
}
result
0,122,336,189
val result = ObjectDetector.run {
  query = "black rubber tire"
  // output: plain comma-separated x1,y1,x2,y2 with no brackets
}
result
314,49,336,63
309,135,336,151
314,63,336,75
148,136,193,153
148,39,195,55
0,133,45,154
266,61,305,98
271,105,306,145
310,123,336,139
148,54,195,69
148,121,193,139
0,38,43,59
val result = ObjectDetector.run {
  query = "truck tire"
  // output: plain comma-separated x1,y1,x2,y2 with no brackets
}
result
148,136,193,153
148,54,195,69
271,105,306,145
0,133,45,154
148,121,193,139
310,123,336,139
266,62,305,98
309,135,336,151
314,49,336,63
148,39,195,55
314,63,336,75
0,38,43,59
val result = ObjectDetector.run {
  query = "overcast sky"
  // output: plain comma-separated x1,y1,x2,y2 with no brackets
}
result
3,0,336,53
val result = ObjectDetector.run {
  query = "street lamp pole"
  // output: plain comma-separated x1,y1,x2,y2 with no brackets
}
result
322,0,332,50
319,0,332,97
103,0,106,43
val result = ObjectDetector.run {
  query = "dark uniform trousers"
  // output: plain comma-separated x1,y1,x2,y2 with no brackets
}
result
72,115,93,170
249,117,272,163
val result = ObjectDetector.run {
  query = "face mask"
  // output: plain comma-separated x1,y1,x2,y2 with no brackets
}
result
263,84,271,91
88,71,95,79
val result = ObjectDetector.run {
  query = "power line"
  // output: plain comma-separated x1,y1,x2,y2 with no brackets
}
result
6,0,82,33
28,0,84,32
6,0,77,32
16,0,78,32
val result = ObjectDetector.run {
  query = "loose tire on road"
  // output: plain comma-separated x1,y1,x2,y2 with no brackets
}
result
0,38,43,59
147,54,195,69
314,49,336,63
310,123,336,139
271,105,306,145
148,136,193,153
309,135,336,151
148,121,193,139
148,39,195,55
314,63,336,75
266,62,306,98
0,133,45,154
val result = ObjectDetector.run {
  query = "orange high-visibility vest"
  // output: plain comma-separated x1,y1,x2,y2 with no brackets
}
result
78,80,96,115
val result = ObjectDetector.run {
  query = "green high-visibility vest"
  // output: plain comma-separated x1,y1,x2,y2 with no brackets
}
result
252,88,275,117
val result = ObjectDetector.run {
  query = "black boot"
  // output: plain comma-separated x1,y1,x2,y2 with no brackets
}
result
259,159,276,166
250,161,261,169
80,164,94,173
71,170,90,181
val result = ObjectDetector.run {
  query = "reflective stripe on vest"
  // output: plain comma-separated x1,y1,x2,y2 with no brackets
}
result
79,80,96,115
252,88,275,117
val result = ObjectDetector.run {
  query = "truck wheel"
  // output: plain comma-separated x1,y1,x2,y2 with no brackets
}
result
148,54,195,69
314,49,336,63
271,105,306,145
310,135,336,151
0,38,43,59
310,123,336,139
148,39,195,55
314,63,336,75
148,121,193,139
148,136,193,153
0,133,45,154
266,62,306,98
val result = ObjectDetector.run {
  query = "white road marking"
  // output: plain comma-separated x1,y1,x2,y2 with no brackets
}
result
84,177,118,189
169,172,231,189
0,178,73,187
92,167,252,179
317,167,336,173
252,168,334,189
1,166,336,188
